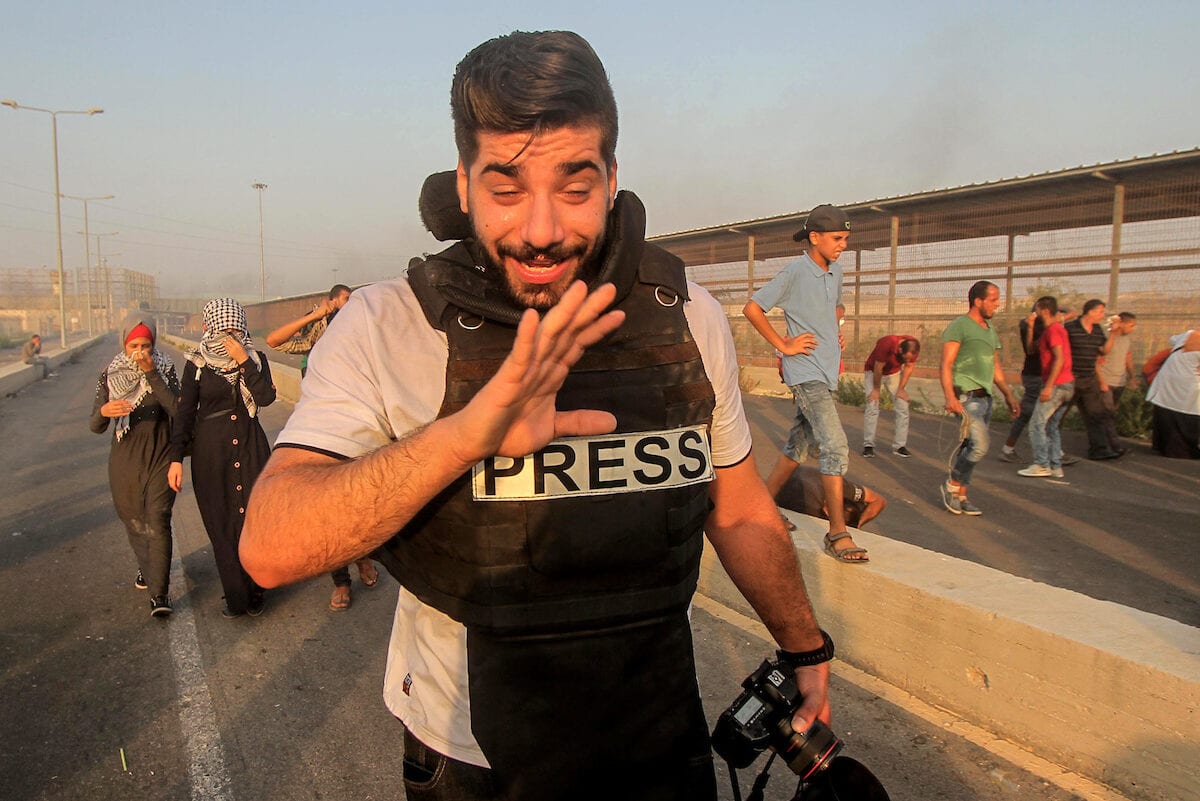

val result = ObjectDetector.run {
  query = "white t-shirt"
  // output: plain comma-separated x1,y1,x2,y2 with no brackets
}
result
278,276,753,766
1146,331,1200,415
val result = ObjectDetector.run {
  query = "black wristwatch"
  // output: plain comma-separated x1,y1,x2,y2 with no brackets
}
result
777,629,835,668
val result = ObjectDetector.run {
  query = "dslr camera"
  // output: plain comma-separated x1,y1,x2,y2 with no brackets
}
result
713,656,890,800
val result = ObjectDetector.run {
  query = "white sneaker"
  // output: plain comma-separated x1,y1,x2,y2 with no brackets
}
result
1017,464,1052,477
1050,467,1065,478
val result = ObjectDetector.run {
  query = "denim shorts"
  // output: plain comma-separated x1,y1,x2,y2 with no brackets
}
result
784,380,849,476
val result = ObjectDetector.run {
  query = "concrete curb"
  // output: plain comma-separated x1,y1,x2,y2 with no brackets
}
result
697,513,1199,801
0,334,107,396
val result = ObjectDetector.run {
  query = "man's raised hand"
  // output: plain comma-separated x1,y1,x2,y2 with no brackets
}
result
449,281,625,465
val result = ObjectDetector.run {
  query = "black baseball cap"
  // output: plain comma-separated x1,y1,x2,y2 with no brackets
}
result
793,204,851,242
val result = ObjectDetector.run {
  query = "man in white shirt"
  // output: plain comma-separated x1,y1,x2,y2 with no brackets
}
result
241,30,832,801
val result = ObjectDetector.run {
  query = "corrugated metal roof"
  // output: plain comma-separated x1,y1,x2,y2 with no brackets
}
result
649,149,1200,266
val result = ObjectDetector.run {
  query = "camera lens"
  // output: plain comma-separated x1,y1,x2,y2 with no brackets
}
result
776,718,842,780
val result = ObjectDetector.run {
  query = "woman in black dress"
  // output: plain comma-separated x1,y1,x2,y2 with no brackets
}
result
90,317,180,617
169,299,276,617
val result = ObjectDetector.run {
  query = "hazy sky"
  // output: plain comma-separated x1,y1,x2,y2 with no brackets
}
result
3,1,1198,299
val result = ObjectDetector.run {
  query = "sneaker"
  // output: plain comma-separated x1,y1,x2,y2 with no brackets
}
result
1050,467,1065,478
998,448,1018,463
958,497,983,516
940,482,962,515
134,571,148,590
1061,454,1081,466
248,594,266,617
221,607,244,619
862,446,876,458
893,446,912,458
150,596,172,617
1017,464,1053,477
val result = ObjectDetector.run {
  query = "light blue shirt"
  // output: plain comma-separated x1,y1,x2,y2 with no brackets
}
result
751,252,843,389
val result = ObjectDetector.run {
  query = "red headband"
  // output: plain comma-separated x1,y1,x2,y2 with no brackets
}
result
125,323,154,346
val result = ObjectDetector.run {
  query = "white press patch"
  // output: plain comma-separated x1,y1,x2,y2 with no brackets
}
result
471,424,713,501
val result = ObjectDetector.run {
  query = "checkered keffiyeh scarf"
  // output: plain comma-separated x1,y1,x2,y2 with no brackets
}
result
186,298,263,417
106,318,175,441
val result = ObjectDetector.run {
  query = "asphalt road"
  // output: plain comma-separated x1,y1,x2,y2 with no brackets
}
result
0,339,1142,801
743,390,1200,628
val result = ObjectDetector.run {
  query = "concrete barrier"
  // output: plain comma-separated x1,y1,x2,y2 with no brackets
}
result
159,334,302,404
698,514,1199,801
0,335,107,397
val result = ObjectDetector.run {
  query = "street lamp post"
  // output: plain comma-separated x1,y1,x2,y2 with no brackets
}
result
102,252,123,330
251,182,268,301
63,193,114,336
90,232,118,331
2,99,103,348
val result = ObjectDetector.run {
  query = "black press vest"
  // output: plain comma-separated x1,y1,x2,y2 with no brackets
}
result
377,192,717,634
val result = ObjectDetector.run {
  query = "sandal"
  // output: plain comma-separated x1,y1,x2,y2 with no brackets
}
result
824,531,869,564
329,586,352,611
357,559,379,587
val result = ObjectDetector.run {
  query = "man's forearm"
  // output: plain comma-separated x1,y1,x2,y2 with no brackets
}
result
243,280,628,588
940,364,955,402
242,416,477,587
742,301,785,352
1045,352,1064,387
266,313,319,348
705,460,824,652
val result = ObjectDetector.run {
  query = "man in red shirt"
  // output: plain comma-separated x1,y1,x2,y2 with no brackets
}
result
861,334,920,458
1018,296,1075,477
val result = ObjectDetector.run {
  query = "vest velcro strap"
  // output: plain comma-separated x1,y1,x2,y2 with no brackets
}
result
575,342,702,372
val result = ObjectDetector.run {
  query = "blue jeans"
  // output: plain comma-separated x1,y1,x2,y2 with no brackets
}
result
950,392,993,486
862,370,910,449
1028,381,1074,468
785,380,848,476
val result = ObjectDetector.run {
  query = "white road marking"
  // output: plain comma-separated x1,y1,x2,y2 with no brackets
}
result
165,516,235,801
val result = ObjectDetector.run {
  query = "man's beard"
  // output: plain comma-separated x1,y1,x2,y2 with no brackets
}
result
482,233,609,311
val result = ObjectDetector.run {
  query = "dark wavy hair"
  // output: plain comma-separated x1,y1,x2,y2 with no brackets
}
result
967,280,996,307
451,31,618,168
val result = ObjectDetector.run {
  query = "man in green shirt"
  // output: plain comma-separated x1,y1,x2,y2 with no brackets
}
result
939,281,1019,515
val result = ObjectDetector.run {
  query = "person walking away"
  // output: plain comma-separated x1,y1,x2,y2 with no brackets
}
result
1017,297,1075,478
89,317,180,617
1145,329,1200,458
861,334,920,458
939,281,1020,515
1066,299,1124,460
265,283,379,610
169,299,276,618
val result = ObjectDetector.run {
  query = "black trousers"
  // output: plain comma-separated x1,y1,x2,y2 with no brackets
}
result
1074,376,1121,457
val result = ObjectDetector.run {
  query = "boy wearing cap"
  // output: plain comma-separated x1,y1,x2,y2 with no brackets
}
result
743,204,868,563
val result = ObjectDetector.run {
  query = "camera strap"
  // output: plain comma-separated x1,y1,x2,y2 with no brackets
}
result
725,751,778,801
